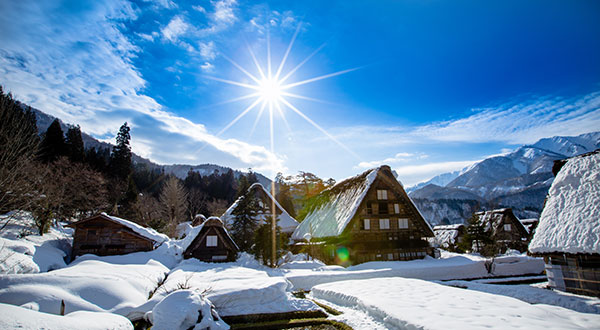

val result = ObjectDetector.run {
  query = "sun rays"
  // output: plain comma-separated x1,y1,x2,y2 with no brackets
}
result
206,25,361,167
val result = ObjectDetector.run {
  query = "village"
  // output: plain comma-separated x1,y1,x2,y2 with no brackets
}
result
1,1,600,329
1,147,599,329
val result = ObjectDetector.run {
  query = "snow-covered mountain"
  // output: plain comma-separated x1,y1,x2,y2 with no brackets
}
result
410,132,600,225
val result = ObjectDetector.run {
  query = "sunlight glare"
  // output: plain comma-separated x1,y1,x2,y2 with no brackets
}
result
258,76,283,103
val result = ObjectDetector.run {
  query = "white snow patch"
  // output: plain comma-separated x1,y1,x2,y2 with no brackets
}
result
0,302,133,330
102,213,169,245
311,277,600,330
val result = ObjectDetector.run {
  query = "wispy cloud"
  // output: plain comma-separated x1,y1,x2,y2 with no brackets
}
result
393,160,478,186
161,16,189,42
0,0,284,173
356,152,427,169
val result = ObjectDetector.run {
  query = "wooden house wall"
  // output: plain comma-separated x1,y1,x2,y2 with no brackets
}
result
542,253,600,297
492,213,530,252
71,218,153,258
184,226,237,262
342,176,433,264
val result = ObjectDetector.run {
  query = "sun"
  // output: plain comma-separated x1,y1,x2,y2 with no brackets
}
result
205,25,360,161
258,76,282,104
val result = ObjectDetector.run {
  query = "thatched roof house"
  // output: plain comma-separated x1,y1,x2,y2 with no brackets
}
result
291,165,435,264
182,216,239,262
433,224,465,249
474,208,530,252
529,150,600,297
68,213,169,259
222,183,299,233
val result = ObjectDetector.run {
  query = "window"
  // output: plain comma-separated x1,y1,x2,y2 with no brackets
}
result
212,255,227,261
378,202,389,214
387,253,394,260
206,235,218,247
379,218,390,229
363,219,371,230
504,224,512,231
377,189,388,200
394,203,400,214
366,202,373,215
398,218,409,229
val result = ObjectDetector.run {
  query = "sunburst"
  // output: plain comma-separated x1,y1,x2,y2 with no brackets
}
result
206,25,360,161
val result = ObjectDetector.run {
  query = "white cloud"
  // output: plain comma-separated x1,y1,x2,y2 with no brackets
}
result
192,5,206,13
356,152,427,169
144,0,177,9
161,16,189,41
200,62,215,72
199,41,217,60
393,160,478,186
0,0,285,174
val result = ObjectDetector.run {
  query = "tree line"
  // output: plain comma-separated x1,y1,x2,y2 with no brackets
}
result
0,87,244,235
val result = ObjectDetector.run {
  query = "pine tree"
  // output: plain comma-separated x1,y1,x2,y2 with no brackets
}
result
39,119,66,162
109,122,132,180
460,213,493,255
231,176,260,252
252,223,283,266
65,125,85,163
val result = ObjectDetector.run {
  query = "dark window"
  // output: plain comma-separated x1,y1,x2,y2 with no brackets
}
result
378,202,388,214
366,203,373,215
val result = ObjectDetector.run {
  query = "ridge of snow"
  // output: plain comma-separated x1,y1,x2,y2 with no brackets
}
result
101,213,169,245
529,152,600,254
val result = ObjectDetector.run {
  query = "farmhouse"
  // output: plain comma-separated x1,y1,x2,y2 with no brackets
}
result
474,208,530,252
183,216,239,262
291,165,435,265
520,218,539,240
68,213,168,259
529,150,600,297
433,224,465,250
222,183,299,234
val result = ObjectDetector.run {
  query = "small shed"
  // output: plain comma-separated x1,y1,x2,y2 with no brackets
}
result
68,213,168,259
474,208,530,252
433,224,465,250
183,217,239,262
529,150,600,297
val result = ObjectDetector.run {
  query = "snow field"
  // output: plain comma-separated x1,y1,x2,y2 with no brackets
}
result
147,290,229,330
284,252,544,290
0,302,133,330
311,277,600,330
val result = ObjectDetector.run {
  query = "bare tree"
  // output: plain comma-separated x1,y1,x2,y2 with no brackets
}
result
133,193,164,231
159,176,187,237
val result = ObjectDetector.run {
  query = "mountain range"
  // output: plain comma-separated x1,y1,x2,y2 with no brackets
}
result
408,132,600,225
31,107,273,188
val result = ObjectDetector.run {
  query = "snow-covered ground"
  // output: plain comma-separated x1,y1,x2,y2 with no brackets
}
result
311,278,600,330
283,251,544,290
0,211,72,274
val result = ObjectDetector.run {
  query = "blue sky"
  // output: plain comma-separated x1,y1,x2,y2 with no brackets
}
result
1,0,599,185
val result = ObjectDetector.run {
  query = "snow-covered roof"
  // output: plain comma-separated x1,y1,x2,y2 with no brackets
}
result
292,165,432,240
180,216,239,252
70,213,169,245
433,224,464,248
475,209,528,235
529,151,600,254
221,183,299,233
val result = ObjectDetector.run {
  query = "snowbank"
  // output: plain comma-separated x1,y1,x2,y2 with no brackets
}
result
311,278,600,329
146,290,229,330
130,258,319,319
284,253,544,290
441,280,600,314
0,258,169,317
0,303,133,330
0,211,72,274
529,152,600,254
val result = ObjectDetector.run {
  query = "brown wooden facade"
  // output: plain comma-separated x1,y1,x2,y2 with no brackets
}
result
295,166,435,265
68,214,157,259
541,253,600,297
184,217,239,262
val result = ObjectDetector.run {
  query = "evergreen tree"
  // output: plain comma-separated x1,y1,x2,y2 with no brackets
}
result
459,213,494,255
275,172,296,217
39,119,66,162
65,125,85,163
252,223,283,267
109,122,132,179
231,176,260,252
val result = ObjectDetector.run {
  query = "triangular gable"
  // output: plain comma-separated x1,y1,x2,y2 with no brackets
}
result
476,209,529,237
183,217,239,255
292,165,434,240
